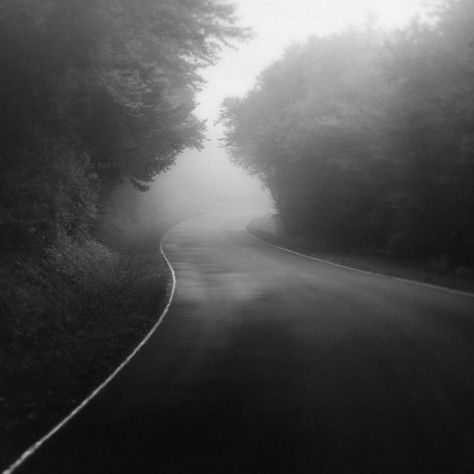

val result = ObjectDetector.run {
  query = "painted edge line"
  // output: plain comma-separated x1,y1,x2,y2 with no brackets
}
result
247,225,474,299
2,236,177,474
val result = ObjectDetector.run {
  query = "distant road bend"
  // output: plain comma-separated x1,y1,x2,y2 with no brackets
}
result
13,212,474,474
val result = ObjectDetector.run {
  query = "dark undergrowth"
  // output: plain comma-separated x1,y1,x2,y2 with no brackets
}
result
249,215,474,295
0,228,171,471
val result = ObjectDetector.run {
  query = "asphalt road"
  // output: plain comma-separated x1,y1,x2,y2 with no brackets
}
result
14,213,474,474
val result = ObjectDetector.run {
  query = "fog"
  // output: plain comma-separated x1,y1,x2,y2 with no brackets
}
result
135,0,430,231
149,142,272,221
3,1,474,472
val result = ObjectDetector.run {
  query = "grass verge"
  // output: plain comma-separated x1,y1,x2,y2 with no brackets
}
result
0,229,171,471
249,215,474,294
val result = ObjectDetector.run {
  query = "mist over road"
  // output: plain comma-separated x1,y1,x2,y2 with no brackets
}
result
17,212,474,474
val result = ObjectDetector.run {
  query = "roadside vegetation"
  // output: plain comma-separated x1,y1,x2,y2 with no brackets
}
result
0,227,169,469
249,215,474,294
0,0,247,469
221,0,474,280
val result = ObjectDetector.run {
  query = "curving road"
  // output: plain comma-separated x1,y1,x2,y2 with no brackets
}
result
13,212,474,473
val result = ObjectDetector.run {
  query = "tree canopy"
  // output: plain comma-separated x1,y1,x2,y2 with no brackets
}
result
221,0,474,265
0,0,247,249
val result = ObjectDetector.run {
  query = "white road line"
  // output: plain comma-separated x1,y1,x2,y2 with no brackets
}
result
2,237,177,474
247,226,474,299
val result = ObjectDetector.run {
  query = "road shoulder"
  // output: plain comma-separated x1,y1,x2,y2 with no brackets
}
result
248,215,474,296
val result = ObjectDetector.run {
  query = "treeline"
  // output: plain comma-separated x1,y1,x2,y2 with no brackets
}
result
0,0,246,251
221,0,474,266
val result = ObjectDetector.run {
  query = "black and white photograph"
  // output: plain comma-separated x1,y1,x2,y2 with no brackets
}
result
1,1,474,473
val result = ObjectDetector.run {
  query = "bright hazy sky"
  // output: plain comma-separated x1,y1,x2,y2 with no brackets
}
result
197,0,432,123
155,0,433,212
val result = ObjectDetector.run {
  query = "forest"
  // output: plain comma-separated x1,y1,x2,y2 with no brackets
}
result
221,0,474,270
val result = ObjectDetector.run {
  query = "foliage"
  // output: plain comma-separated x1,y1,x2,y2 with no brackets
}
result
0,0,247,248
0,233,169,468
221,0,474,264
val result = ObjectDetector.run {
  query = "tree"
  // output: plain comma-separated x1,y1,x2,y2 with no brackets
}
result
221,4,474,264
380,0,474,261
221,29,387,248
0,0,248,248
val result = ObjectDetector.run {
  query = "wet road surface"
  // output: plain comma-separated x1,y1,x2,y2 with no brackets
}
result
15,213,474,473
